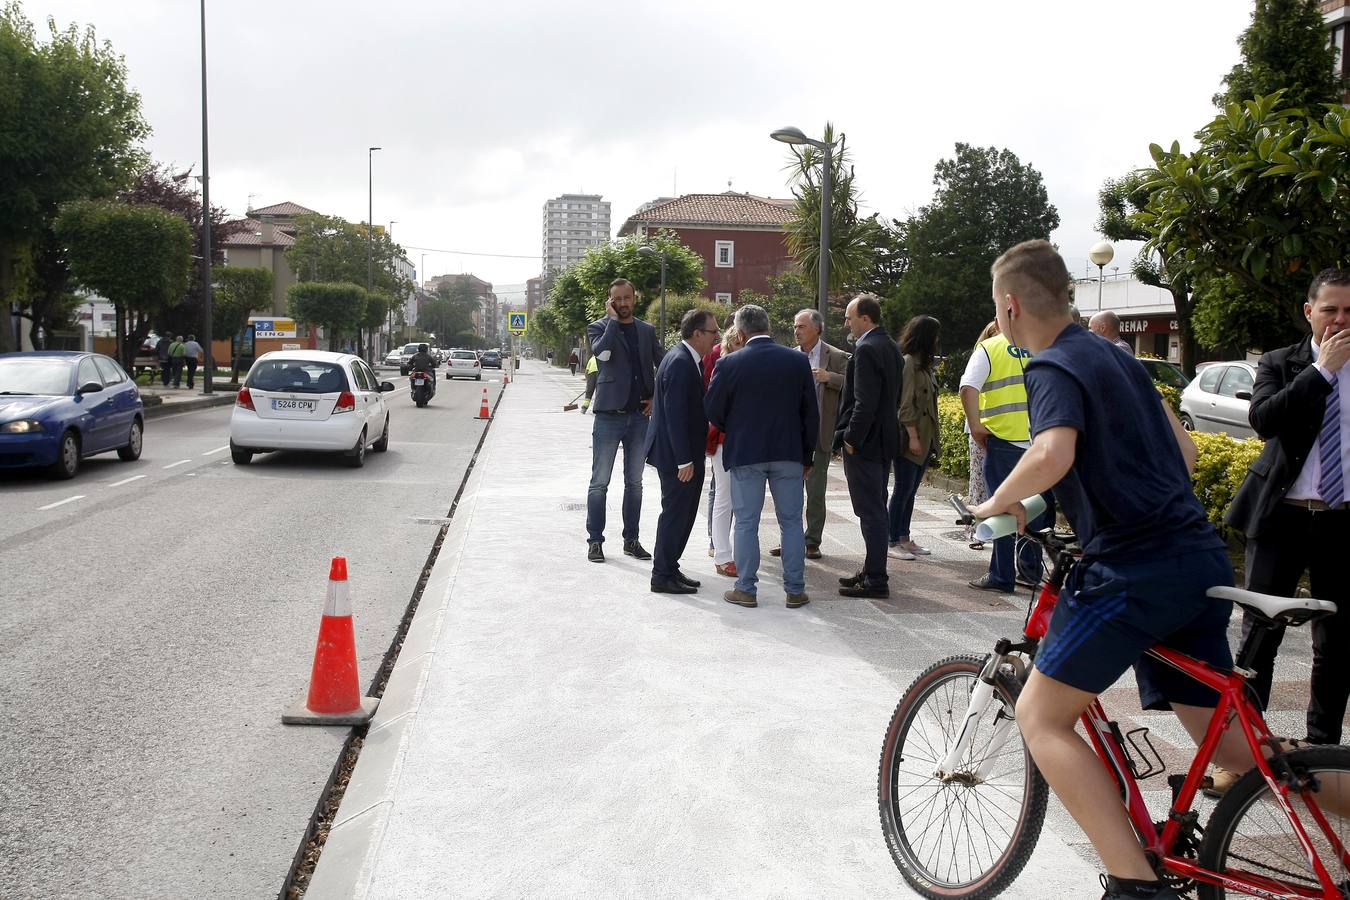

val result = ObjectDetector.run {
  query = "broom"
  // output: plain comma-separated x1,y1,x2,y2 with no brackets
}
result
562,389,586,412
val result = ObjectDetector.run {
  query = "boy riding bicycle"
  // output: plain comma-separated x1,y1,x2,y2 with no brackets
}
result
970,240,1258,900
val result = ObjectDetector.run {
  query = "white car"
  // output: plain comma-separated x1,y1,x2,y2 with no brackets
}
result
1178,360,1258,439
229,350,393,467
446,349,482,380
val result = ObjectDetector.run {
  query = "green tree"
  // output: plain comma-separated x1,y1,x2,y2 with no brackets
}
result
891,144,1060,353
1133,94,1350,345
1213,0,1342,110
783,124,880,316
211,266,273,382
737,274,821,346
54,200,191,366
641,294,729,348
1190,273,1302,355
0,3,149,353
287,282,367,352
285,214,412,299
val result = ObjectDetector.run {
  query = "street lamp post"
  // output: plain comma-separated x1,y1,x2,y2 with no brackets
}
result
1089,241,1115,311
367,147,381,359
636,246,668,342
770,126,834,326
199,0,214,393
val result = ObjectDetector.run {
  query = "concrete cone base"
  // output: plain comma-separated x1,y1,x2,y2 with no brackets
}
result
282,695,379,726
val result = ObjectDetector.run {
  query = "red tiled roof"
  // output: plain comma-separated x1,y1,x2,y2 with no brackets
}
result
619,191,797,234
220,217,295,247
249,201,317,217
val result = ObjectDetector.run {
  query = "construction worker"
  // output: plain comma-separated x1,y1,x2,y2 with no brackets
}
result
581,353,599,413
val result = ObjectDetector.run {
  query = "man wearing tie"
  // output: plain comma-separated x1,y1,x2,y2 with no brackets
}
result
645,309,722,594
1227,268,1350,748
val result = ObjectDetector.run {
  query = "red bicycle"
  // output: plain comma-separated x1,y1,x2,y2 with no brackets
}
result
877,496,1348,899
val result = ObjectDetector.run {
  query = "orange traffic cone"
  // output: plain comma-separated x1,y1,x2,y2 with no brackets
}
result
475,387,491,420
282,556,379,725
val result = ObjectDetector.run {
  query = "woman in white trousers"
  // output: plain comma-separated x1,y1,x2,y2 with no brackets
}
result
707,325,744,576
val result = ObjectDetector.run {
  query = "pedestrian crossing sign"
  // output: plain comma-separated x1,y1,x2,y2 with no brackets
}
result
508,312,527,334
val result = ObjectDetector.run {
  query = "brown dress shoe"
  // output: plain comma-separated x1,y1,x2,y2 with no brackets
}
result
804,545,821,560
723,589,757,608
786,592,809,609
768,546,782,557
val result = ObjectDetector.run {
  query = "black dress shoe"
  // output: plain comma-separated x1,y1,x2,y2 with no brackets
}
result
673,571,701,588
651,577,696,594
969,574,1014,593
839,571,865,588
623,540,652,560
1015,573,1040,589
588,541,605,563
839,583,889,599
768,546,782,557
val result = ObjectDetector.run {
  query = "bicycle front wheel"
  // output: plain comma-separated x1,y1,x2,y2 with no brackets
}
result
1196,745,1350,899
878,654,1048,899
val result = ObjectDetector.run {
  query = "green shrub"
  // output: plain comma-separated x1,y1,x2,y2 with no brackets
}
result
1156,383,1182,416
936,394,970,481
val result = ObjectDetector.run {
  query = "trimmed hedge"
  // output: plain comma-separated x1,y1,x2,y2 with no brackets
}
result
933,392,1261,535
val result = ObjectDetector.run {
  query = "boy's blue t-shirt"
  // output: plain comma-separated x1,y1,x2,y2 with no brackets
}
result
1025,324,1224,562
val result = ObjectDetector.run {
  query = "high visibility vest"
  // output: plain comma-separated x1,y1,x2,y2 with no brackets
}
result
977,334,1031,442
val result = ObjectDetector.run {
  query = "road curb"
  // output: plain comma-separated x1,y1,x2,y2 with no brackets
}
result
303,391,501,900
143,393,236,419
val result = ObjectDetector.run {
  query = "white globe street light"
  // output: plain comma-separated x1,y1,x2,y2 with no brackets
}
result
1089,241,1115,309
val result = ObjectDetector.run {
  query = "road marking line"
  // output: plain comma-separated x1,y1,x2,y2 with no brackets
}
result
163,459,191,469
38,495,85,511
107,475,146,488
202,445,229,456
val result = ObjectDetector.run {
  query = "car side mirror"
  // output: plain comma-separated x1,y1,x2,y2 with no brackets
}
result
78,381,104,395
380,381,395,392
1235,390,1252,401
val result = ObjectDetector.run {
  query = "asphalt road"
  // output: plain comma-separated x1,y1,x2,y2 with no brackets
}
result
0,368,505,899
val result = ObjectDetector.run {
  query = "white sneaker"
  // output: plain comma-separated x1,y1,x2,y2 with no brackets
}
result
900,541,931,556
887,543,916,561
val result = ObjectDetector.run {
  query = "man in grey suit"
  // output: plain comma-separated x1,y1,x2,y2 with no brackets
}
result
585,278,663,563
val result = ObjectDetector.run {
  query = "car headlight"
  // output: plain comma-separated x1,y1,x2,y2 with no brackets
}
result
0,419,44,434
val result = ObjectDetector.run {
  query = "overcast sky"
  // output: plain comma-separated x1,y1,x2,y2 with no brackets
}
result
25,0,1256,301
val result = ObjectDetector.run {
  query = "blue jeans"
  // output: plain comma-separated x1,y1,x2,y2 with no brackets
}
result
887,454,928,544
982,435,1054,589
586,411,648,544
729,461,806,595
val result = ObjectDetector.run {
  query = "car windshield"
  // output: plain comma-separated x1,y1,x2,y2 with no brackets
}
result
1145,361,1189,389
402,344,421,354
0,357,74,395
247,360,349,394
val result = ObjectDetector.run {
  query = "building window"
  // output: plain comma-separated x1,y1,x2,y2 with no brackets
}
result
714,240,734,268
715,292,732,304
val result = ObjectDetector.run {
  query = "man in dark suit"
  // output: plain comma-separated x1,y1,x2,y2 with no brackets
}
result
1227,267,1350,747
704,304,818,610
585,278,663,564
834,293,903,599
645,309,721,594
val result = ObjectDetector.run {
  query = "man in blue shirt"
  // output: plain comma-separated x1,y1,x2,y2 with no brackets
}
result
972,240,1245,900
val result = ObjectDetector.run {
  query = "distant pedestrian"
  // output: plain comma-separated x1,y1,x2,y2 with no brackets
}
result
1089,310,1133,354
584,278,662,563
706,324,745,577
962,320,1001,548
888,315,942,560
834,294,903,599
183,334,203,389
168,335,187,388
644,309,720,594
704,304,818,610
156,334,172,386
568,349,580,376
581,354,598,413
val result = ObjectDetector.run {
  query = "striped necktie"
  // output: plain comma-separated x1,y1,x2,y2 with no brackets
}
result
1320,374,1343,507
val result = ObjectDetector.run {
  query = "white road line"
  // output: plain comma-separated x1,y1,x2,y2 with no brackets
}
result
38,495,85,511
163,459,191,469
202,445,229,456
107,475,146,488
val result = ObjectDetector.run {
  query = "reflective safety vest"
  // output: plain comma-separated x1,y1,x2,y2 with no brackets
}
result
977,334,1031,442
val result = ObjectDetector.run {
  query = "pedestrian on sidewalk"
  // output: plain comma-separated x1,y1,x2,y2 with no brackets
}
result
888,315,942,560
155,334,172,387
1089,310,1134,354
584,278,662,563
568,349,580,376
704,304,818,610
706,324,744,577
581,354,598,413
168,335,187,388
183,334,203,389
834,294,903,599
962,320,1001,548
645,309,720,594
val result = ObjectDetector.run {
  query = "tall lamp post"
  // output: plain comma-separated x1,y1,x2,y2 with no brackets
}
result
366,147,381,357
199,0,214,393
770,126,834,325
636,246,667,342
1089,241,1114,312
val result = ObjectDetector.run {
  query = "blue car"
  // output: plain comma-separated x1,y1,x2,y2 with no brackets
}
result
0,351,145,479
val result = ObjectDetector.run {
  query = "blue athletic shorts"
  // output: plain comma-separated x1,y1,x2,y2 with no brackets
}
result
1034,548,1235,710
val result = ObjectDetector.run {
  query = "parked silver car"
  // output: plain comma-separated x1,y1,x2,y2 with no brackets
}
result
1178,361,1258,439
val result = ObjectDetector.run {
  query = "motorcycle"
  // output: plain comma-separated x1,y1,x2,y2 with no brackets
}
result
410,369,436,407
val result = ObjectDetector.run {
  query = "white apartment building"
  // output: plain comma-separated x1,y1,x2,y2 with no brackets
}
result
542,193,610,274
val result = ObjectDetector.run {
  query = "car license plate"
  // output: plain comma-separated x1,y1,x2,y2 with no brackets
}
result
272,398,316,411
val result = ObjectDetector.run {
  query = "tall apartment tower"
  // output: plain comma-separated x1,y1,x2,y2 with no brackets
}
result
542,194,611,274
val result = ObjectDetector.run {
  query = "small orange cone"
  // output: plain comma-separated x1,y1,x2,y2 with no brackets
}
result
475,387,491,420
282,556,379,725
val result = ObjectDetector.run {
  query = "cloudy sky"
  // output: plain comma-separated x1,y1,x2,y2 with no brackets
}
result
25,0,1255,302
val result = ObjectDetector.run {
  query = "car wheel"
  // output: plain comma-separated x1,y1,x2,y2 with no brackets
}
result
1180,412,1195,431
346,428,367,468
476,374,482,381
117,417,144,461
48,430,81,479
373,416,390,452
230,440,253,465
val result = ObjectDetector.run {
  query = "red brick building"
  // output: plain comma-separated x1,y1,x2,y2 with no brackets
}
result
617,192,797,303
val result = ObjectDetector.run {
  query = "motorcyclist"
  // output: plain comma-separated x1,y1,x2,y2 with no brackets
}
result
409,343,437,389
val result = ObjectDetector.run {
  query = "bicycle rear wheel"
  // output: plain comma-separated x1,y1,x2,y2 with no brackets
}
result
878,654,1048,899
1196,745,1350,899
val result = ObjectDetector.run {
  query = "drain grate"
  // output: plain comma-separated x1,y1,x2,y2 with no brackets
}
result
558,502,585,510
410,516,454,525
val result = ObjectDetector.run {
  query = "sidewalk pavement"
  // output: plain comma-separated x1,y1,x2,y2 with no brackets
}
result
304,360,1104,898
137,380,237,419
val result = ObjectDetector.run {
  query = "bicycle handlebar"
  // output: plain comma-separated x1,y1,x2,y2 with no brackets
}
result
948,494,1047,541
